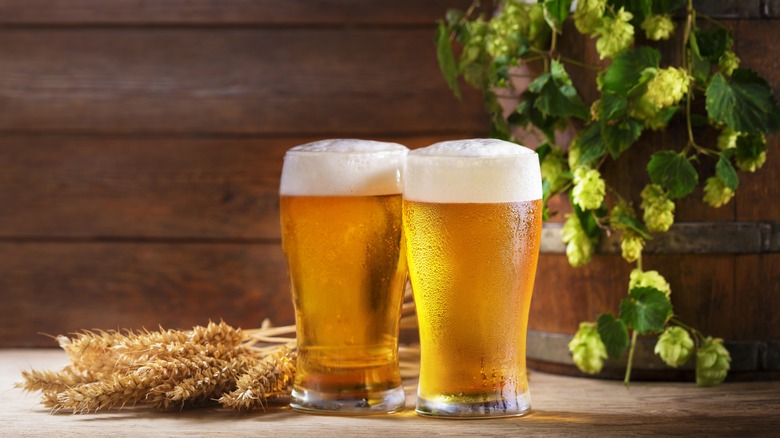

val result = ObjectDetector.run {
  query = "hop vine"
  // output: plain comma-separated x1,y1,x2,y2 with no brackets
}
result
436,0,779,386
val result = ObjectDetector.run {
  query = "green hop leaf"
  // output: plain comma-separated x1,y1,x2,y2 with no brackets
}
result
689,32,712,85
703,176,735,208
597,313,629,359
647,151,698,199
716,149,739,190
510,90,558,142
568,322,608,374
571,123,606,168
600,92,628,121
706,69,776,135
615,215,652,240
619,287,673,334
529,60,589,120
610,201,652,239
654,326,694,368
601,47,660,94
543,0,574,33
603,118,644,158
436,21,461,100
696,337,731,387
695,27,732,62
629,269,671,297
536,142,553,161
651,0,686,15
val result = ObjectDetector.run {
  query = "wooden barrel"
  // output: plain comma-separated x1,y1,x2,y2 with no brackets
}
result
526,2,780,381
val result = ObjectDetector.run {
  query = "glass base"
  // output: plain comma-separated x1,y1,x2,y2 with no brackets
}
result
415,391,532,419
290,386,406,415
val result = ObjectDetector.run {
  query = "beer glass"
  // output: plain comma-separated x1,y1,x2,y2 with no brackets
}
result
279,139,409,414
403,139,542,418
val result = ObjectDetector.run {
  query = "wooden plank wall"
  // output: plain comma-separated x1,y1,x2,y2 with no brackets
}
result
0,1,488,346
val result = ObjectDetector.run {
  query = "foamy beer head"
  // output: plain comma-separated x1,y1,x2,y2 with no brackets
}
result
404,138,542,203
280,139,409,196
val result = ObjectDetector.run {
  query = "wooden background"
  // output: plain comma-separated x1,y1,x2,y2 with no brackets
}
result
2,1,778,356
0,0,488,346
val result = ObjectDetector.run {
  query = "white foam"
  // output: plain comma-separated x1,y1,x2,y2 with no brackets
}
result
404,139,542,203
280,139,408,196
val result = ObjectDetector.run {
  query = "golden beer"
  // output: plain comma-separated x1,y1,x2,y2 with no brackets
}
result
279,139,408,414
403,139,543,418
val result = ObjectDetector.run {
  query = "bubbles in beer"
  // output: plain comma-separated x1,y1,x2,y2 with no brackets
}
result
403,199,541,411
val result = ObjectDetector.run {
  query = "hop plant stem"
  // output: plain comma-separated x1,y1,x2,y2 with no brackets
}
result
683,0,698,154
624,330,639,387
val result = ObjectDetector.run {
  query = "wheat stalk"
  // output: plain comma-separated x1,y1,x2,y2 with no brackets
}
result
217,346,297,411
19,292,422,414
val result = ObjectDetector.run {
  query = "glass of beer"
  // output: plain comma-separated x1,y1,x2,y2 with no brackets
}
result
403,139,542,418
279,139,409,415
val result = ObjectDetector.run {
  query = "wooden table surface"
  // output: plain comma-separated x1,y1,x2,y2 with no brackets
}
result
2,349,779,437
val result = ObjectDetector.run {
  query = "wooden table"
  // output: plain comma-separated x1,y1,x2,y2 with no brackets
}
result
2,349,778,437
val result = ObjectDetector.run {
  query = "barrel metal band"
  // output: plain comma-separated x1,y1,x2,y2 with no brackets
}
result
527,330,780,372
540,221,780,255
691,0,780,19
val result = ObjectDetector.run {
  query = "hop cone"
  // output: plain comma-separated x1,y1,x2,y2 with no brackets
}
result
654,326,694,368
703,176,735,208
696,337,731,387
569,322,607,375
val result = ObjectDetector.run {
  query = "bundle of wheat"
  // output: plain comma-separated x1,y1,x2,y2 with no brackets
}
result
19,289,421,414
